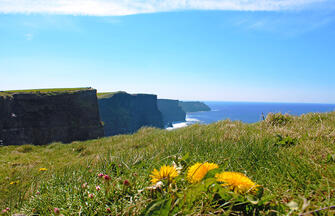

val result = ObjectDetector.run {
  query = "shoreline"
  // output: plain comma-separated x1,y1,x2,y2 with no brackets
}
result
166,116,202,130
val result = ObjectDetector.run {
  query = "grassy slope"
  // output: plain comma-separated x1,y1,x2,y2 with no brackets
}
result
1,112,335,215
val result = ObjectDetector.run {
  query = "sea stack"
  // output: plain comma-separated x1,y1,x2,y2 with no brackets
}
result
0,88,104,146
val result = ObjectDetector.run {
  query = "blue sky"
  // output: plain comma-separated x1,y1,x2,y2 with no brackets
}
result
0,0,335,103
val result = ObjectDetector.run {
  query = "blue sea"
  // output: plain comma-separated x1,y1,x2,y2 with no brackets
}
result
168,102,335,129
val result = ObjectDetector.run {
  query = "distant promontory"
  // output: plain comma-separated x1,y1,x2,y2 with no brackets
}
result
178,101,211,113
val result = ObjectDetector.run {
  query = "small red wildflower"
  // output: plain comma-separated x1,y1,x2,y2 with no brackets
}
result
54,207,60,214
96,186,101,191
103,175,111,180
123,179,130,186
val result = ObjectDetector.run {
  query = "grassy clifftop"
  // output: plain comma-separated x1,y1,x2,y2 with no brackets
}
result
97,91,126,98
0,87,92,97
1,112,335,215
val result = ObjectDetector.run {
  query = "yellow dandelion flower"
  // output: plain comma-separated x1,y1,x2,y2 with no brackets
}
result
10,180,20,185
150,165,179,184
187,162,219,183
39,168,48,172
215,172,259,194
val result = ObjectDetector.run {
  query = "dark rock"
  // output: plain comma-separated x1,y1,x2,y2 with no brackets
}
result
98,92,164,136
0,88,104,146
157,99,186,126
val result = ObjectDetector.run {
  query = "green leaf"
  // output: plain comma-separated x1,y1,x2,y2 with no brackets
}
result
327,154,335,163
203,168,221,179
184,178,217,204
140,198,172,216
181,153,190,161
254,186,264,199
217,187,234,201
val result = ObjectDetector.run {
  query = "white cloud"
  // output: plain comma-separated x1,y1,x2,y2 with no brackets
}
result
24,33,33,40
0,0,330,16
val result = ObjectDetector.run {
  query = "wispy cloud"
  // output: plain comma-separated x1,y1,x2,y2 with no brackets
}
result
232,9,335,37
24,33,33,40
0,0,330,16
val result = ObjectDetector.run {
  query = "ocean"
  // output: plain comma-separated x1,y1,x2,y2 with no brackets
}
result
167,101,335,129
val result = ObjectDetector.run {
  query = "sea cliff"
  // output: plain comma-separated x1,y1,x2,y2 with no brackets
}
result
0,88,104,146
98,92,164,136
157,99,186,126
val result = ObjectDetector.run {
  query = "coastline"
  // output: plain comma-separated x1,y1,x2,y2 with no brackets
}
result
166,116,201,130
166,101,335,130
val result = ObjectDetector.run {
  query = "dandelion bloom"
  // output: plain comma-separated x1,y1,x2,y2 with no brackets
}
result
187,162,219,183
39,168,48,172
10,180,19,185
215,172,259,194
150,165,179,184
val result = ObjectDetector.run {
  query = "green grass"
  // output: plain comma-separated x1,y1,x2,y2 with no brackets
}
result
97,91,154,99
97,91,128,98
0,87,91,97
1,112,335,215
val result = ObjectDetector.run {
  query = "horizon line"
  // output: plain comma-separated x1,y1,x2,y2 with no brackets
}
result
199,100,335,105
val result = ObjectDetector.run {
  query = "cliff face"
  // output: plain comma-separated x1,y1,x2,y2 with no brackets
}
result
98,92,164,136
0,88,104,146
178,101,211,113
157,99,186,125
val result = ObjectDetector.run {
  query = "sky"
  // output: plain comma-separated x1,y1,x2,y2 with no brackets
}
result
0,0,335,103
